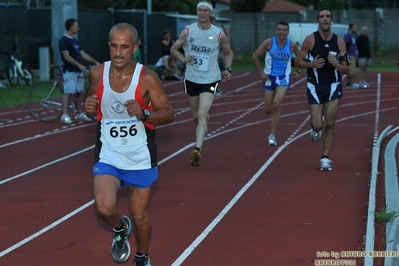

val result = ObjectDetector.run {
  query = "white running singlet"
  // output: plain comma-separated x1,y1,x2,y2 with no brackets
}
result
183,23,223,83
95,61,156,170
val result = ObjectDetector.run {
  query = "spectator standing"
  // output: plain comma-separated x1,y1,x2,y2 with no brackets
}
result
58,18,100,124
343,23,359,89
356,26,371,88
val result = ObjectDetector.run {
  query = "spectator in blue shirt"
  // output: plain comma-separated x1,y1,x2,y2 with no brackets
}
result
58,18,100,124
343,24,358,89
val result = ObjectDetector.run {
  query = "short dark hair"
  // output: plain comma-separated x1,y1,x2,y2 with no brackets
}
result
277,21,289,29
65,18,77,31
317,8,333,20
109,23,138,45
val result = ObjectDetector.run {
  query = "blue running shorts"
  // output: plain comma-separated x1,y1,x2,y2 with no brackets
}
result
262,75,291,91
93,162,158,188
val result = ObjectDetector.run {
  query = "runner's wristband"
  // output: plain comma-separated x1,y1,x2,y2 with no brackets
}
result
225,67,232,73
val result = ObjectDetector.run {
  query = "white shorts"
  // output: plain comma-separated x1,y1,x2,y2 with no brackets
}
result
357,58,372,67
62,71,84,94
349,56,357,74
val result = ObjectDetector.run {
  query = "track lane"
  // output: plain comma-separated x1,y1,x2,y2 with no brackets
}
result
0,72,398,265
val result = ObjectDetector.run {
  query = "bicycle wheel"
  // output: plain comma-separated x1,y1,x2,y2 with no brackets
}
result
27,81,63,122
22,68,35,86
7,64,19,86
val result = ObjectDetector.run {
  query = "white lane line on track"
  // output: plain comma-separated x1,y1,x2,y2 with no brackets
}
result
1,106,395,259
0,74,263,257
0,146,94,185
0,108,292,257
1,75,396,259
0,75,304,257
171,124,309,265
0,123,94,148
373,73,381,146
162,72,251,97
0,119,36,128
0,200,95,258
170,107,398,265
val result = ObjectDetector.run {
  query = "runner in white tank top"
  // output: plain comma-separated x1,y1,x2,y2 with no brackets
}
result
183,22,222,83
85,23,174,265
96,61,154,170
170,1,234,167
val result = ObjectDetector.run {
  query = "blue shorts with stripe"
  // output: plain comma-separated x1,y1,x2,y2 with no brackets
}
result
93,162,158,188
262,75,291,91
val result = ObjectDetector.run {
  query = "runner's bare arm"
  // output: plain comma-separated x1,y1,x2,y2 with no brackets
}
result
329,37,350,75
170,29,193,64
220,33,233,68
252,38,271,81
290,42,301,80
294,34,325,69
85,64,102,113
133,67,175,125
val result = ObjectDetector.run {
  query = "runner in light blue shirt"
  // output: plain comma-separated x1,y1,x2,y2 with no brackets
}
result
252,21,300,146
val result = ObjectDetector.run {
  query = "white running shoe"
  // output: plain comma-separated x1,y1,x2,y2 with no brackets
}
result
320,158,332,171
310,128,322,142
75,113,92,122
133,254,152,266
111,216,132,263
215,88,222,97
60,114,73,124
268,134,277,146
347,83,359,89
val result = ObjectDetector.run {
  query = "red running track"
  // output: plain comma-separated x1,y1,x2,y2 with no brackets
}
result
0,71,398,266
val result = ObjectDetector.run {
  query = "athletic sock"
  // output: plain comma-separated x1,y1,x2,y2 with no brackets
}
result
135,250,149,257
114,218,124,230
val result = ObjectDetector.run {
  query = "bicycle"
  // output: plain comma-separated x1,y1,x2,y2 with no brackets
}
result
6,50,35,87
27,65,94,122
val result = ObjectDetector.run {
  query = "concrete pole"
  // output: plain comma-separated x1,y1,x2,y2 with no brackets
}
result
51,0,77,68
147,0,152,15
39,47,50,80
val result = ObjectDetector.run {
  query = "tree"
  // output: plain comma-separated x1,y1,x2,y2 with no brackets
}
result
290,0,399,10
289,0,317,9
319,0,345,10
76,0,199,13
230,0,267,12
